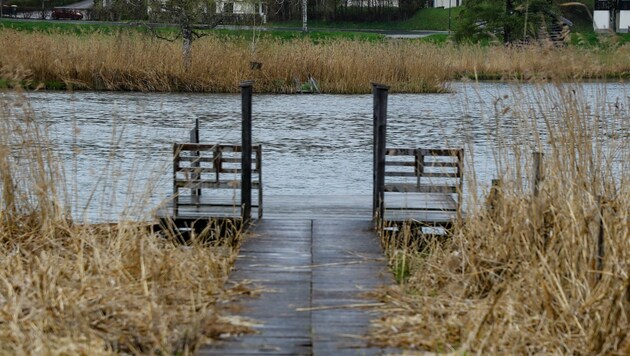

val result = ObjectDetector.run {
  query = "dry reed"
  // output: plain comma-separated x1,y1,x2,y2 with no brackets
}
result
0,85,251,354
373,84,630,354
3,29,630,94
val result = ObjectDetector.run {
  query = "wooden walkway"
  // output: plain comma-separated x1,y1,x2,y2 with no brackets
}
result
198,218,396,355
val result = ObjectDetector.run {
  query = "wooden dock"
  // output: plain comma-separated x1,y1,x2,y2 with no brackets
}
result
198,218,396,355
153,82,466,355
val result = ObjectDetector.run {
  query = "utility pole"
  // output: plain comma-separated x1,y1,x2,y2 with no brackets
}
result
302,0,308,32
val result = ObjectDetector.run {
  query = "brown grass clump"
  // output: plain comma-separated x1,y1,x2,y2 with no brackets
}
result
373,84,630,354
3,29,630,94
0,88,250,354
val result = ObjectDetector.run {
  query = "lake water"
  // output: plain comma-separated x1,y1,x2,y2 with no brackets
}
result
14,81,630,221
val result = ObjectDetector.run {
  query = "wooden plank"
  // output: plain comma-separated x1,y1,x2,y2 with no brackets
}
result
384,210,457,224
385,161,415,167
419,148,463,156
385,148,415,155
176,167,218,174
174,143,262,153
174,180,261,189
200,220,312,355
177,156,216,163
423,161,459,167
311,219,394,353
384,183,457,193
418,172,460,178
176,143,221,151
384,171,417,177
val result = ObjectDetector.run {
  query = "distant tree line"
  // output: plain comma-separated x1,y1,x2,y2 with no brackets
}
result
88,0,421,23
454,0,573,44
267,0,423,22
90,0,149,21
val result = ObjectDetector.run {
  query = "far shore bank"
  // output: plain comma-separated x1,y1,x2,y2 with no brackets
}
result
2,29,630,94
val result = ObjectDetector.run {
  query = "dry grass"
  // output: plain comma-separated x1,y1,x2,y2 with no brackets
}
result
373,84,630,354
3,30,630,94
0,87,251,354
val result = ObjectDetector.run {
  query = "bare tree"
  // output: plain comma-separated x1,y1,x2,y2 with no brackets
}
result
143,0,223,70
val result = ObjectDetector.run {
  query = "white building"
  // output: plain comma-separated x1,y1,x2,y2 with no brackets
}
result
216,0,266,22
594,0,630,32
432,0,461,8
344,0,399,7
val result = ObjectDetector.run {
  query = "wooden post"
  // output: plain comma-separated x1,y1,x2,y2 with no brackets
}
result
372,84,378,217
457,149,464,219
257,145,263,219
189,119,201,200
173,143,179,218
487,178,503,213
533,151,544,197
240,80,254,224
373,83,389,224
596,196,605,281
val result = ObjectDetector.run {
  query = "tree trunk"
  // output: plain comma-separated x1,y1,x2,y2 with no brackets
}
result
302,0,308,32
182,25,193,71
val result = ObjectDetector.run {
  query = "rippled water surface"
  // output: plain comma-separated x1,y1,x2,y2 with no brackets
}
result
19,82,630,220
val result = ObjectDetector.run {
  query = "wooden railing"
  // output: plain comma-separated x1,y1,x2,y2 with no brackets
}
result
172,143,263,219
384,147,464,216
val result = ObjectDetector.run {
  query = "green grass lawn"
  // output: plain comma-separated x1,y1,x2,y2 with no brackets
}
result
0,18,383,41
216,28,384,42
0,18,134,34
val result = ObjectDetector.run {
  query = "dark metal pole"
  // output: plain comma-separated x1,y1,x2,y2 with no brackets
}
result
240,80,254,224
373,83,389,224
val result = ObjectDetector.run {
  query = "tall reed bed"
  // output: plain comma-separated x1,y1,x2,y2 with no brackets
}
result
3,29,630,94
0,88,250,354
373,83,630,353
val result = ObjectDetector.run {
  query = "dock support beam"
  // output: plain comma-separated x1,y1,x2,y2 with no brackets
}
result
241,80,254,224
372,83,389,225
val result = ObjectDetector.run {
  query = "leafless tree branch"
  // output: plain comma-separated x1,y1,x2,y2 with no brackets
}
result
128,21,181,41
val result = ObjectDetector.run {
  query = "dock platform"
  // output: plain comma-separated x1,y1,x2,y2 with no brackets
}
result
158,194,459,225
